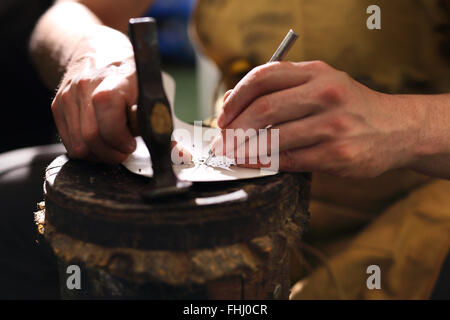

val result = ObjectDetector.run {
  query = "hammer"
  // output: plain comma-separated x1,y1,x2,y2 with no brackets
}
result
127,17,191,200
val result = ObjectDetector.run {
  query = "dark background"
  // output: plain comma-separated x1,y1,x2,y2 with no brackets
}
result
0,0,55,153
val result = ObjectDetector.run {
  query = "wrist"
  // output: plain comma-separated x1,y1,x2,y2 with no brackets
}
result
69,25,134,71
398,94,450,170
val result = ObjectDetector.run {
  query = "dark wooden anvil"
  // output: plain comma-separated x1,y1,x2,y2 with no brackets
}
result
41,18,310,300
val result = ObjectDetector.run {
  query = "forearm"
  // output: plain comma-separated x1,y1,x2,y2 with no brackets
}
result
29,0,151,89
404,93,450,179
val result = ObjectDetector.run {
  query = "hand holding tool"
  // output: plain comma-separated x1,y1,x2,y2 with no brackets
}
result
204,29,299,165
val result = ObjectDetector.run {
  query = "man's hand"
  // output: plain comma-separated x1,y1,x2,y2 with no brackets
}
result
214,61,430,178
30,0,155,164
52,36,137,164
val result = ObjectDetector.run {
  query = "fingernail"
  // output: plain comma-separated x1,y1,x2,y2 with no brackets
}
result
217,113,226,128
223,90,233,103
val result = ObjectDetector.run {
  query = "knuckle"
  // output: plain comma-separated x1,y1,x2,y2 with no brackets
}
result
306,60,330,71
75,77,92,92
70,144,89,159
59,89,73,105
92,89,114,110
326,114,352,135
281,150,297,171
254,96,274,122
336,70,351,83
82,127,99,145
314,75,347,104
250,64,270,79
317,84,344,104
332,142,355,162
248,64,274,88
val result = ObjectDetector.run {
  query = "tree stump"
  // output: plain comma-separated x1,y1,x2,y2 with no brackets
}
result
42,155,310,299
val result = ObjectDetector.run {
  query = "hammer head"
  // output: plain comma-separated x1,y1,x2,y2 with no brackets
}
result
128,17,191,200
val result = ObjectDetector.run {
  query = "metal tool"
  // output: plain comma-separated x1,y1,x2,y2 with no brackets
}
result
204,29,299,165
128,17,191,200
204,148,215,166
269,29,299,62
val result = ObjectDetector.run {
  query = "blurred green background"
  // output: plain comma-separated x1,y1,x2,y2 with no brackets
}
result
163,64,198,124
148,0,200,124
